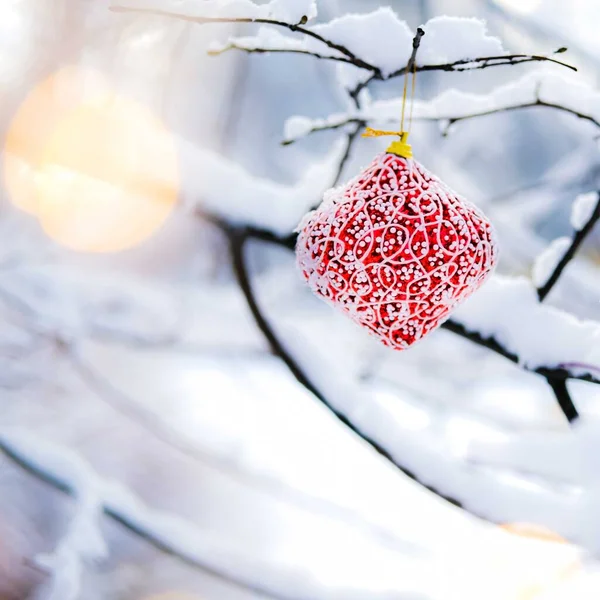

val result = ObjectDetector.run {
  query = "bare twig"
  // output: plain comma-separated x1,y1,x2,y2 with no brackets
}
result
401,52,577,77
537,191,600,300
331,123,362,187
439,100,600,136
208,44,366,66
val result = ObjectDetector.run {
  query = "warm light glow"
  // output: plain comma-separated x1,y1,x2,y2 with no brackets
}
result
501,522,569,544
4,66,178,252
494,0,544,15
500,522,581,599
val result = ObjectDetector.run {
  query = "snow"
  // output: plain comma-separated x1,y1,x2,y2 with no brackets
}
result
283,71,600,144
452,275,600,371
468,418,600,552
1,431,108,600
181,138,347,236
312,8,413,76
209,7,414,72
571,191,599,230
0,430,435,600
112,0,318,23
532,236,571,288
206,11,511,89
419,17,505,65
260,296,598,558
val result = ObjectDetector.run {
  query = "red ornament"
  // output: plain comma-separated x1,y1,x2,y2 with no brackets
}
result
296,152,498,350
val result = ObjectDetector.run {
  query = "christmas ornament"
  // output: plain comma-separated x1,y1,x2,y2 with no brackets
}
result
296,45,497,351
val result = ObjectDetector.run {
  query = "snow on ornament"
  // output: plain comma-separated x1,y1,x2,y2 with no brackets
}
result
296,131,498,350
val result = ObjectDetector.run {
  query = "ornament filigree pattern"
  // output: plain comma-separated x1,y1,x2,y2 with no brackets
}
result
296,153,498,350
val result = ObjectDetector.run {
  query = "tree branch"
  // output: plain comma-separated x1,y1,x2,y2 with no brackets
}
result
216,222,600,387
398,52,577,77
546,378,579,423
283,99,600,146
439,100,600,136
208,44,363,66
439,319,600,385
537,191,600,301
110,5,576,79
331,123,362,187
109,5,382,74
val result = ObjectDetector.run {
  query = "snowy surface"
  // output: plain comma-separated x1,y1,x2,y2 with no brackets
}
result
571,191,599,230
453,275,600,370
180,138,347,235
112,0,318,22
418,17,504,65
3,2,600,599
532,237,571,288
283,71,600,143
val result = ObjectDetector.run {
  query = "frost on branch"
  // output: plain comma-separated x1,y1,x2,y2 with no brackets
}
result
532,237,572,288
452,275,600,371
571,191,599,230
112,0,318,22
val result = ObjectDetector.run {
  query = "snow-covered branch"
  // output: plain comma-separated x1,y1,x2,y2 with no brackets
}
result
283,71,599,145
536,192,600,301
0,430,422,600
111,3,575,89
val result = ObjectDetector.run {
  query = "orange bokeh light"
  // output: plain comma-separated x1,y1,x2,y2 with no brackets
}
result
4,66,178,252
500,522,569,544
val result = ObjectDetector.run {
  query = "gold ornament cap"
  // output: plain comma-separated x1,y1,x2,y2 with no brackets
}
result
362,128,413,159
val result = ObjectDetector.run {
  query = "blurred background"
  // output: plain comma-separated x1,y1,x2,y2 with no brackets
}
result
1,0,599,599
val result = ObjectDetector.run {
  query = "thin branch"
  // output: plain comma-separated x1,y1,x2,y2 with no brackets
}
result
109,5,381,74
406,27,425,73
283,99,600,146
229,228,463,508
212,222,600,387
537,191,600,300
394,52,577,78
438,100,600,136
331,123,362,187
208,44,362,66
547,378,579,423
